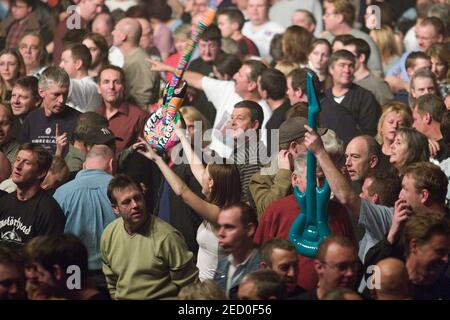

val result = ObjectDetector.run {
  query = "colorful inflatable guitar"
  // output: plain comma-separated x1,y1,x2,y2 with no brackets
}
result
288,72,331,258
144,2,218,152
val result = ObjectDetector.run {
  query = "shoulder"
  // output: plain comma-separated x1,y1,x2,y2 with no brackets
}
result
24,108,44,120
262,195,296,216
101,218,122,240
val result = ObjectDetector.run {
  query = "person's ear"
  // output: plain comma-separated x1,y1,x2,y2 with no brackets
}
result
336,13,344,24
251,120,260,130
424,112,432,125
108,158,114,174
231,20,240,31
314,259,323,274
372,193,380,205
419,188,430,204
369,155,379,169
409,239,418,255
248,81,257,92
111,203,120,215
260,261,268,269
74,58,83,71
38,87,46,99
52,265,64,281
246,222,256,238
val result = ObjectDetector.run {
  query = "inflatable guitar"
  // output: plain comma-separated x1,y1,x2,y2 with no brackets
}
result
288,72,331,258
144,2,218,152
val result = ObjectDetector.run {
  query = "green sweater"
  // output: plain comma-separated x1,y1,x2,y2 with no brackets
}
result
101,215,199,300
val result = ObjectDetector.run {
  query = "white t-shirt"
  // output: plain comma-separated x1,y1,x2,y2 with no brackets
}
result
109,46,124,68
202,77,273,152
105,0,138,12
196,221,225,281
242,21,285,62
404,26,420,52
269,0,323,36
67,76,103,113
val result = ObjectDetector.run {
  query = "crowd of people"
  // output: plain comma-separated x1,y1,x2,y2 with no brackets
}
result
0,0,449,300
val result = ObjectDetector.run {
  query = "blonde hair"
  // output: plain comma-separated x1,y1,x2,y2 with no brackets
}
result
180,106,210,130
371,26,400,66
274,61,298,77
376,102,412,144
178,280,228,300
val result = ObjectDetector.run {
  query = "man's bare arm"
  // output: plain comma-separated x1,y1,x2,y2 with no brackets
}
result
147,59,205,90
304,125,361,218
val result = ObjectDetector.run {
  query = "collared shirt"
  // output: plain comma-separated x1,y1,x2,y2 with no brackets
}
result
96,101,148,153
226,249,258,294
53,169,117,270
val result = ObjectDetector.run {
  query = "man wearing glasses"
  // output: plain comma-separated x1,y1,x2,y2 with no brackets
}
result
294,235,361,300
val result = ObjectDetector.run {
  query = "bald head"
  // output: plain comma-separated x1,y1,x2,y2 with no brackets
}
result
83,144,115,173
373,258,411,300
345,135,380,181
113,18,142,47
136,18,153,51
92,13,114,46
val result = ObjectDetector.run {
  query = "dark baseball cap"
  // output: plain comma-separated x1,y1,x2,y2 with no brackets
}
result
279,117,327,145
84,127,123,145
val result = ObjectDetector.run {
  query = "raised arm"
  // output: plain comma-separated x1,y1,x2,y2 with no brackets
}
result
134,138,220,225
146,59,205,90
303,125,361,218
177,129,206,185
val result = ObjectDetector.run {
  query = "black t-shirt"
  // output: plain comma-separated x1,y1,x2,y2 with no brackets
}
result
0,189,66,248
19,106,81,155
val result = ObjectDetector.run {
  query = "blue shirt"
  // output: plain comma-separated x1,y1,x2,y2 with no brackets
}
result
53,169,117,270
386,50,416,82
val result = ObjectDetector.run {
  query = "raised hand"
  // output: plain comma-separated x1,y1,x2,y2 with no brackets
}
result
304,125,325,156
132,137,162,162
146,58,174,73
278,149,292,170
387,199,413,244
55,123,68,157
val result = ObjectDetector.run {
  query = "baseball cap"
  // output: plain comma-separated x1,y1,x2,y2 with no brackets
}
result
84,127,123,145
278,117,327,145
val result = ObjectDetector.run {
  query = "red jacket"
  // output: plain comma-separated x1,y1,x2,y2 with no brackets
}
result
254,194,356,290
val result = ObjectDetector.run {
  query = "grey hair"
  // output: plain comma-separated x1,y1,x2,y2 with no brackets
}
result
293,153,307,176
293,130,344,176
38,66,70,90
409,67,441,106
322,129,344,164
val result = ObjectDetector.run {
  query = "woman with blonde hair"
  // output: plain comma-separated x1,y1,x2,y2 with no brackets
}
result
376,102,412,156
0,48,26,103
180,106,211,150
370,26,401,75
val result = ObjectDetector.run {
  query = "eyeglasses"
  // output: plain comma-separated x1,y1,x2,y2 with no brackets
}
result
323,12,337,17
322,260,361,272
